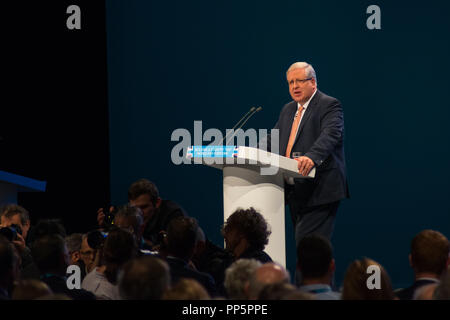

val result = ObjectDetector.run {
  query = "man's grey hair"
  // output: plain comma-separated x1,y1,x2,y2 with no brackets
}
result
114,205,144,235
65,233,83,253
247,262,291,299
286,62,317,83
224,259,262,299
1,204,30,225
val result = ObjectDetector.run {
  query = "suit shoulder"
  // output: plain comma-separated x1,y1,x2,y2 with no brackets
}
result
280,101,297,114
317,91,341,105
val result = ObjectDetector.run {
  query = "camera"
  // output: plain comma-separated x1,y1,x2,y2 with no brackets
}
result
87,229,108,250
103,205,118,229
0,224,23,242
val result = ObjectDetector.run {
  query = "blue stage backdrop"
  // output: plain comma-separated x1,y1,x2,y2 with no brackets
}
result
105,0,450,288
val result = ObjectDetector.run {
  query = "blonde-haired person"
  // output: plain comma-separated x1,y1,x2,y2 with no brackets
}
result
341,258,395,300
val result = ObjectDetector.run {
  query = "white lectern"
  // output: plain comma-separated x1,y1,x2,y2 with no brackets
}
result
190,146,315,267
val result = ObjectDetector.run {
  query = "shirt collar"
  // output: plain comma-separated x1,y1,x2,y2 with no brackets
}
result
297,89,317,110
299,284,333,294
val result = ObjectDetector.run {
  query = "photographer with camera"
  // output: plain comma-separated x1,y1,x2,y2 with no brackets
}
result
0,204,33,273
97,179,186,250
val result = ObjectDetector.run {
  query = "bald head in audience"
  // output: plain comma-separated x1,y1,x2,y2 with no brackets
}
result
246,262,290,299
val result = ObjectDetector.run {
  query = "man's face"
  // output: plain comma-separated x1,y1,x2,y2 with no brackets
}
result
129,194,158,220
287,68,316,105
80,237,96,273
223,228,242,254
0,214,30,240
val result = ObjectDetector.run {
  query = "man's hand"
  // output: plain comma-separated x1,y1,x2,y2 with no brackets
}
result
13,233,26,253
97,208,106,227
295,156,315,176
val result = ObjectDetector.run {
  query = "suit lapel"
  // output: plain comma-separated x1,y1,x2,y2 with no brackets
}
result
293,90,321,146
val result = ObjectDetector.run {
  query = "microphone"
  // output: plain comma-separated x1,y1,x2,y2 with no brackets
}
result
225,106,262,145
218,107,256,146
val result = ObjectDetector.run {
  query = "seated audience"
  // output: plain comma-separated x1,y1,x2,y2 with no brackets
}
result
224,258,261,299
118,255,171,300
296,234,340,300
341,257,395,300
396,229,449,300
82,228,137,299
221,207,272,263
163,278,210,300
165,216,217,297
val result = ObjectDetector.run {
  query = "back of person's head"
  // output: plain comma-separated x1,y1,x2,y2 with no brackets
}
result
224,258,262,299
128,178,159,204
31,234,68,275
166,216,199,260
28,219,66,245
0,236,19,287
163,278,210,300
12,280,52,300
247,262,290,299
433,267,450,300
101,228,137,284
410,229,450,276
119,256,170,300
113,205,144,238
222,207,271,251
297,234,334,280
342,258,394,300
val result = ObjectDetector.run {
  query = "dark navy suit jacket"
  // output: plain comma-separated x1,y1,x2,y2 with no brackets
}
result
267,90,349,207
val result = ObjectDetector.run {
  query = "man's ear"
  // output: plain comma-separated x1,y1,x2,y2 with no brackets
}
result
330,258,336,273
71,251,80,263
155,197,162,209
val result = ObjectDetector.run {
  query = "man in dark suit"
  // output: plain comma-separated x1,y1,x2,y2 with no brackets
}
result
395,229,449,300
266,62,349,249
